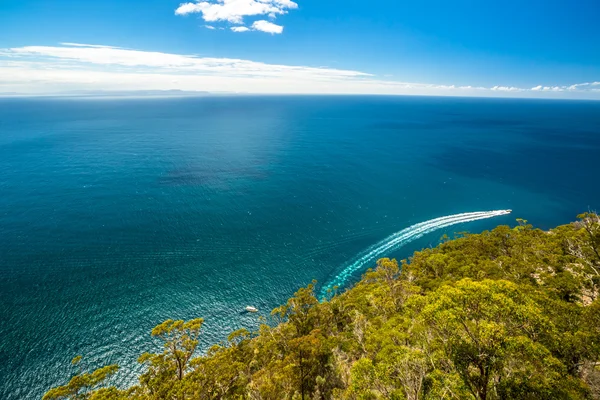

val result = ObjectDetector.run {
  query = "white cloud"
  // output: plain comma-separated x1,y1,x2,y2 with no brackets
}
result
491,86,522,92
205,25,216,30
175,0,298,32
0,43,371,80
532,85,563,91
567,82,600,90
175,3,204,16
175,0,297,33
229,21,283,34
532,85,571,92
59,43,120,49
532,82,600,92
0,43,599,100
252,20,283,34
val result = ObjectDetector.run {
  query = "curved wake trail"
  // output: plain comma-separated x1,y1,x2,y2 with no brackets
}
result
319,210,512,297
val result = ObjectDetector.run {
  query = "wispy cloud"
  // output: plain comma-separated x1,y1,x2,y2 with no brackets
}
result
491,86,523,92
531,85,562,92
59,43,121,49
0,43,598,99
0,44,369,79
530,82,600,92
175,0,297,33
231,26,250,32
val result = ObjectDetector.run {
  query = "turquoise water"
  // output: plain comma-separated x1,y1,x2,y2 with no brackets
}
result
1,96,599,398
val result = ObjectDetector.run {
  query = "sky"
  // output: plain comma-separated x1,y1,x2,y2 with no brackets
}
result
0,0,599,98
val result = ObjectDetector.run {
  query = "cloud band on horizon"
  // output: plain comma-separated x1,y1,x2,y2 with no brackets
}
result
0,43,598,99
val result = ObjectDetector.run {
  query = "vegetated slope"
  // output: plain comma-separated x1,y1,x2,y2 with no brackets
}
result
44,214,600,400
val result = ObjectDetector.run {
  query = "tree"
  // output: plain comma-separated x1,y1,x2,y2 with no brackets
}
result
565,212,600,302
137,318,203,399
417,279,585,399
43,357,119,400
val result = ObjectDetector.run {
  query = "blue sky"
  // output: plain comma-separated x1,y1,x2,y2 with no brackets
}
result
1,0,599,98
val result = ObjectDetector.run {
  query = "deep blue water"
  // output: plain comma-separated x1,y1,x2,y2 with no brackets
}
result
1,96,599,399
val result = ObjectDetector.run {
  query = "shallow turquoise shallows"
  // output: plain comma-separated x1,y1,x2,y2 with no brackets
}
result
1,96,599,398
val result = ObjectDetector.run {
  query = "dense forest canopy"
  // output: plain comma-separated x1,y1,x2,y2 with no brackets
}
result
44,213,600,399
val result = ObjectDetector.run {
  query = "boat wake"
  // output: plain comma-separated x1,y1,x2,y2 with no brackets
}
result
319,209,512,298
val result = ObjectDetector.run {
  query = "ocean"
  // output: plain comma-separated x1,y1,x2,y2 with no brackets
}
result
1,95,599,399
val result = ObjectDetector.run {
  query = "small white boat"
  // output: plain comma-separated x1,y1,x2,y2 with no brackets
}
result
245,306,258,313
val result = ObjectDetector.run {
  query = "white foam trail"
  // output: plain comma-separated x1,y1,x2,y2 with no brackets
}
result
319,210,512,297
